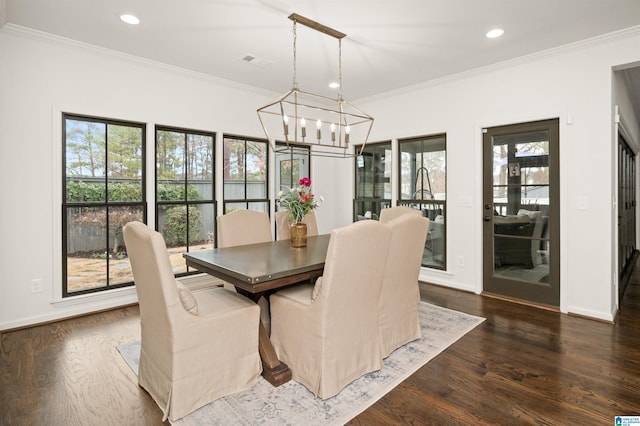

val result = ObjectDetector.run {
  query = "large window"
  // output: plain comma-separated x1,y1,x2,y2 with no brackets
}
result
223,135,269,213
354,141,392,221
275,144,310,237
63,114,145,296
399,134,446,269
156,126,215,275
275,144,310,192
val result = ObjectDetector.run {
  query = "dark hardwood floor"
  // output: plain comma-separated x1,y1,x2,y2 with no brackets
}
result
2,265,640,425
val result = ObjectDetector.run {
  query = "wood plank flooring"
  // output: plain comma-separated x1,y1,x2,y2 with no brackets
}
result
2,268,640,425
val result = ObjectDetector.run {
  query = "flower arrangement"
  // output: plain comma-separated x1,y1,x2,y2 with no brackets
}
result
278,177,322,224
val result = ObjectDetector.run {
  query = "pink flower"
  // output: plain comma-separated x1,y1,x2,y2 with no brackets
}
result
278,177,322,223
299,177,311,187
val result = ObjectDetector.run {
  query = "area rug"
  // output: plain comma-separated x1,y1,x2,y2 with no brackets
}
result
117,302,484,425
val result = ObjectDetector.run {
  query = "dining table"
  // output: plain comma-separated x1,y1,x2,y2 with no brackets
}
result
183,234,331,387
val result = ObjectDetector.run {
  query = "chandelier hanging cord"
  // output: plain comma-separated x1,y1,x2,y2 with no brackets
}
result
292,19,297,90
338,39,343,102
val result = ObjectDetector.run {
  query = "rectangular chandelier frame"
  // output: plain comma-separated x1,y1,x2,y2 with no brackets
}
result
257,13,374,158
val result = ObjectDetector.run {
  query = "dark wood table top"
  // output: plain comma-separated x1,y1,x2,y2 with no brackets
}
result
183,234,331,294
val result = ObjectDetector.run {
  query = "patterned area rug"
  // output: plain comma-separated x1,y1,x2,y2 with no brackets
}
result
117,302,484,425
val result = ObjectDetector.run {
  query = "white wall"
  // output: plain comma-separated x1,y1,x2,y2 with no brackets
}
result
358,27,640,321
2,23,640,329
0,26,318,329
0,1,6,28
310,154,353,233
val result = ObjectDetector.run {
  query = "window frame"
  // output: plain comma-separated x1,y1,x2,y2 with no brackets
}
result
222,134,270,214
274,142,311,237
353,141,392,221
398,134,447,270
62,113,146,297
155,125,216,277
274,142,311,192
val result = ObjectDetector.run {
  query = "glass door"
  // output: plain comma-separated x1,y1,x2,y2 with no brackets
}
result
482,119,559,306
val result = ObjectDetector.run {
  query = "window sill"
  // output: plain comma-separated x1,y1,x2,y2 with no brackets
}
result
420,266,452,277
52,285,137,308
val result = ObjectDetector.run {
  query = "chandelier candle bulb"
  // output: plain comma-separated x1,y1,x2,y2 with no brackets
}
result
316,120,322,140
283,115,289,136
331,123,336,142
300,118,306,138
345,125,351,144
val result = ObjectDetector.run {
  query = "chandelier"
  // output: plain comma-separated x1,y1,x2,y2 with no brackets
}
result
257,13,374,158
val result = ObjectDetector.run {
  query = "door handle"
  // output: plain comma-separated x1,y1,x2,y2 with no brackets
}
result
484,215,492,222
484,204,492,210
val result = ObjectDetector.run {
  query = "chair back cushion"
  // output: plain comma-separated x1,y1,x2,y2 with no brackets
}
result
275,210,319,240
379,214,430,357
123,221,182,327
379,206,422,223
270,220,392,399
217,210,272,248
315,220,391,393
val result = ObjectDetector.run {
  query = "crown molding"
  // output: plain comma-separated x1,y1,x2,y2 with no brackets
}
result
0,23,279,98
359,25,640,104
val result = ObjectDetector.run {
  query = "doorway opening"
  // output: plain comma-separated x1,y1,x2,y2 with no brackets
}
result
618,133,637,302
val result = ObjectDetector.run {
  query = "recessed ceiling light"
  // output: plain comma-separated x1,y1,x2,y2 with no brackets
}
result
120,14,140,25
486,28,504,39
329,82,340,89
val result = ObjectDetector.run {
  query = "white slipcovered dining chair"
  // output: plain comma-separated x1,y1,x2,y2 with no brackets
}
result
275,210,319,241
122,221,262,422
379,213,430,358
217,209,273,332
379,205,422,223
217,209,272,248
270,220,392,399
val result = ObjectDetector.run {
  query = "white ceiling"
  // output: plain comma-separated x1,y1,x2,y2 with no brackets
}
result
3,0,640,101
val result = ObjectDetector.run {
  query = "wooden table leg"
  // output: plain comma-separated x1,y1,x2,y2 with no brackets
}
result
237,288,292,386
258,320,292,386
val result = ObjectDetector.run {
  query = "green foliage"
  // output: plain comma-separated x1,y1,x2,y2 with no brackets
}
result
156,184,201,201
91,251,126,260
67,182,203,202
108,183,142,201
107,125,143,179
163,206,203,247
66,181,143,202
66,181,106,202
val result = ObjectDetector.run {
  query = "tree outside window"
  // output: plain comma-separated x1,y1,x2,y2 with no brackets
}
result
223,135,269,213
